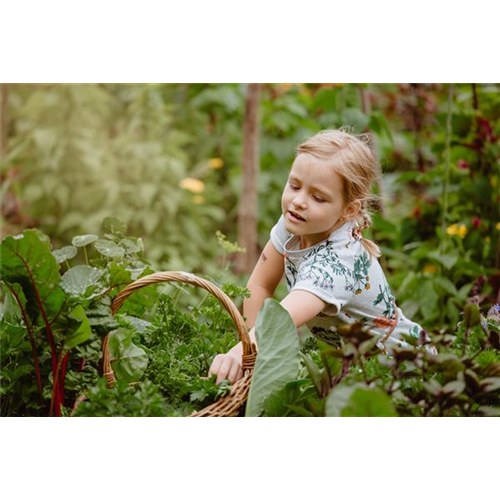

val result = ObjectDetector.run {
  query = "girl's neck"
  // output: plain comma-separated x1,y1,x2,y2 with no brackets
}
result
299,218,350,250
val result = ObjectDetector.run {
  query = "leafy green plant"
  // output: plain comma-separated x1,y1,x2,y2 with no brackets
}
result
0,218,153,415
1,213,258,416
72,378,168,417
185,375,232,406
245,296,500,417
245,299,301,417
137,293,239,408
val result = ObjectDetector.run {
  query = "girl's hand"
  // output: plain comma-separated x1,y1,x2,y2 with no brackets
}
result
208,347,243,385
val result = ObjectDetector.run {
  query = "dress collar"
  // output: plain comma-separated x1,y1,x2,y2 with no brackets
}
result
283,219,359,257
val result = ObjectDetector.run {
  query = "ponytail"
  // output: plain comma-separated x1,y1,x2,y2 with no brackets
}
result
355,209,381,259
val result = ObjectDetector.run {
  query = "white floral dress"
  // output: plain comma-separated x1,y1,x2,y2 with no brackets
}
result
270,215,435,354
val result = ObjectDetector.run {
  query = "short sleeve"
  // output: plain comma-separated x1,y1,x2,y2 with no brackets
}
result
291,245,353,316
270,214,290,256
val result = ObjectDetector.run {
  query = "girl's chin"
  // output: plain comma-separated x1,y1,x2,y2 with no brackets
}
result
284,223,302,235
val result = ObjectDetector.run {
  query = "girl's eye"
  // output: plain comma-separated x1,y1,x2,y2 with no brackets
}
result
289,183,325,202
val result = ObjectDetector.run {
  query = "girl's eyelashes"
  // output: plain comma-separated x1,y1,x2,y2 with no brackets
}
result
288,183,325,203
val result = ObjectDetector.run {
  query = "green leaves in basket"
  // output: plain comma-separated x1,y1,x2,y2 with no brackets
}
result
245,298,301,417
186,375,232,405
108,328,148,383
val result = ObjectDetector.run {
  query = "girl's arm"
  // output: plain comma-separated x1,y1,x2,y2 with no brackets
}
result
208,240,284,383
209,290,326,383
243,289,326,351
243,240,286,328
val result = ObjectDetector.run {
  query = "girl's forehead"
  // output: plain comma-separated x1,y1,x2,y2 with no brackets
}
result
290,154,341,186
292,152,333,170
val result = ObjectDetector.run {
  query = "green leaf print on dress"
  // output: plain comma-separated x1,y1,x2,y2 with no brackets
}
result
296,241,352,292
409,324,420,338
372,283,399,347
295,242,372,297
350,251,371,295
373,283,396,319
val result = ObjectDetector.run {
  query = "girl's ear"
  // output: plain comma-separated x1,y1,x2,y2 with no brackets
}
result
344,200,362,220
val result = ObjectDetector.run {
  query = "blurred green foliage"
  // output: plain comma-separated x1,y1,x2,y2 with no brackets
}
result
2,83,500,334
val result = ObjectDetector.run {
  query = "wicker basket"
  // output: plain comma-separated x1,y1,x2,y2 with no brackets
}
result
101,271,257,417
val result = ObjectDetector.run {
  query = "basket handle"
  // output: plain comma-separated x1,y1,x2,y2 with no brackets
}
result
102,271,257,387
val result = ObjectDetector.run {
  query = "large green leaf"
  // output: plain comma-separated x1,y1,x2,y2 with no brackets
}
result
71,234,98,247
60,265,105,298
52,245,77,263
65,305,91,348
0,283,28,350
94,239,125,258
325,383,397,417
245,299,301,417
108,328,148,382
263,379,314,417
0,229,64,319
1,282,26,323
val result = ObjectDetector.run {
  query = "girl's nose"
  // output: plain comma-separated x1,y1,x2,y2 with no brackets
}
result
293,195,307,209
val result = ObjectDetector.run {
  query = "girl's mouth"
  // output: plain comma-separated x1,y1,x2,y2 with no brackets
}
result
288,210,306,222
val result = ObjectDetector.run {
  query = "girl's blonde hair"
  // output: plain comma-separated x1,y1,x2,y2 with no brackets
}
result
295,128,382,258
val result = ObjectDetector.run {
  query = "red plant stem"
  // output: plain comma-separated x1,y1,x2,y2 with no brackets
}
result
5,283,44,403
60,352,69,405
78,358,86,371
50,349,67,417
14,251,58,375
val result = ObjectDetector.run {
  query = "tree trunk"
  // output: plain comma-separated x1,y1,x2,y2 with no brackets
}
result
235,83,262,276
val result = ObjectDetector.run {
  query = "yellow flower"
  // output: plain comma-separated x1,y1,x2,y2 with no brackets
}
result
496,222,500,231
457,224,467,238
208,158,224,169
446,223,467,239
191,195,205,204
486,236,491,243
180,178,205,193
423,264,438,274
446,224,458,236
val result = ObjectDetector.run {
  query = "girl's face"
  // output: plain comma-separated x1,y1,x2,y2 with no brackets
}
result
281,153,355,248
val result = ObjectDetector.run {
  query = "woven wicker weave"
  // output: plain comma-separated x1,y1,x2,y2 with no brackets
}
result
102,271,257,417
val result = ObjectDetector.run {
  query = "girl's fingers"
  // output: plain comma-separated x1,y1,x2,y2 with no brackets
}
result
228,360,242,384
208,354,224,378
216,356,233,384
209,354,242,385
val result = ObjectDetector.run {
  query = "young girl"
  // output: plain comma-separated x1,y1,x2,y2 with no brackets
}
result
209,129,435,384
